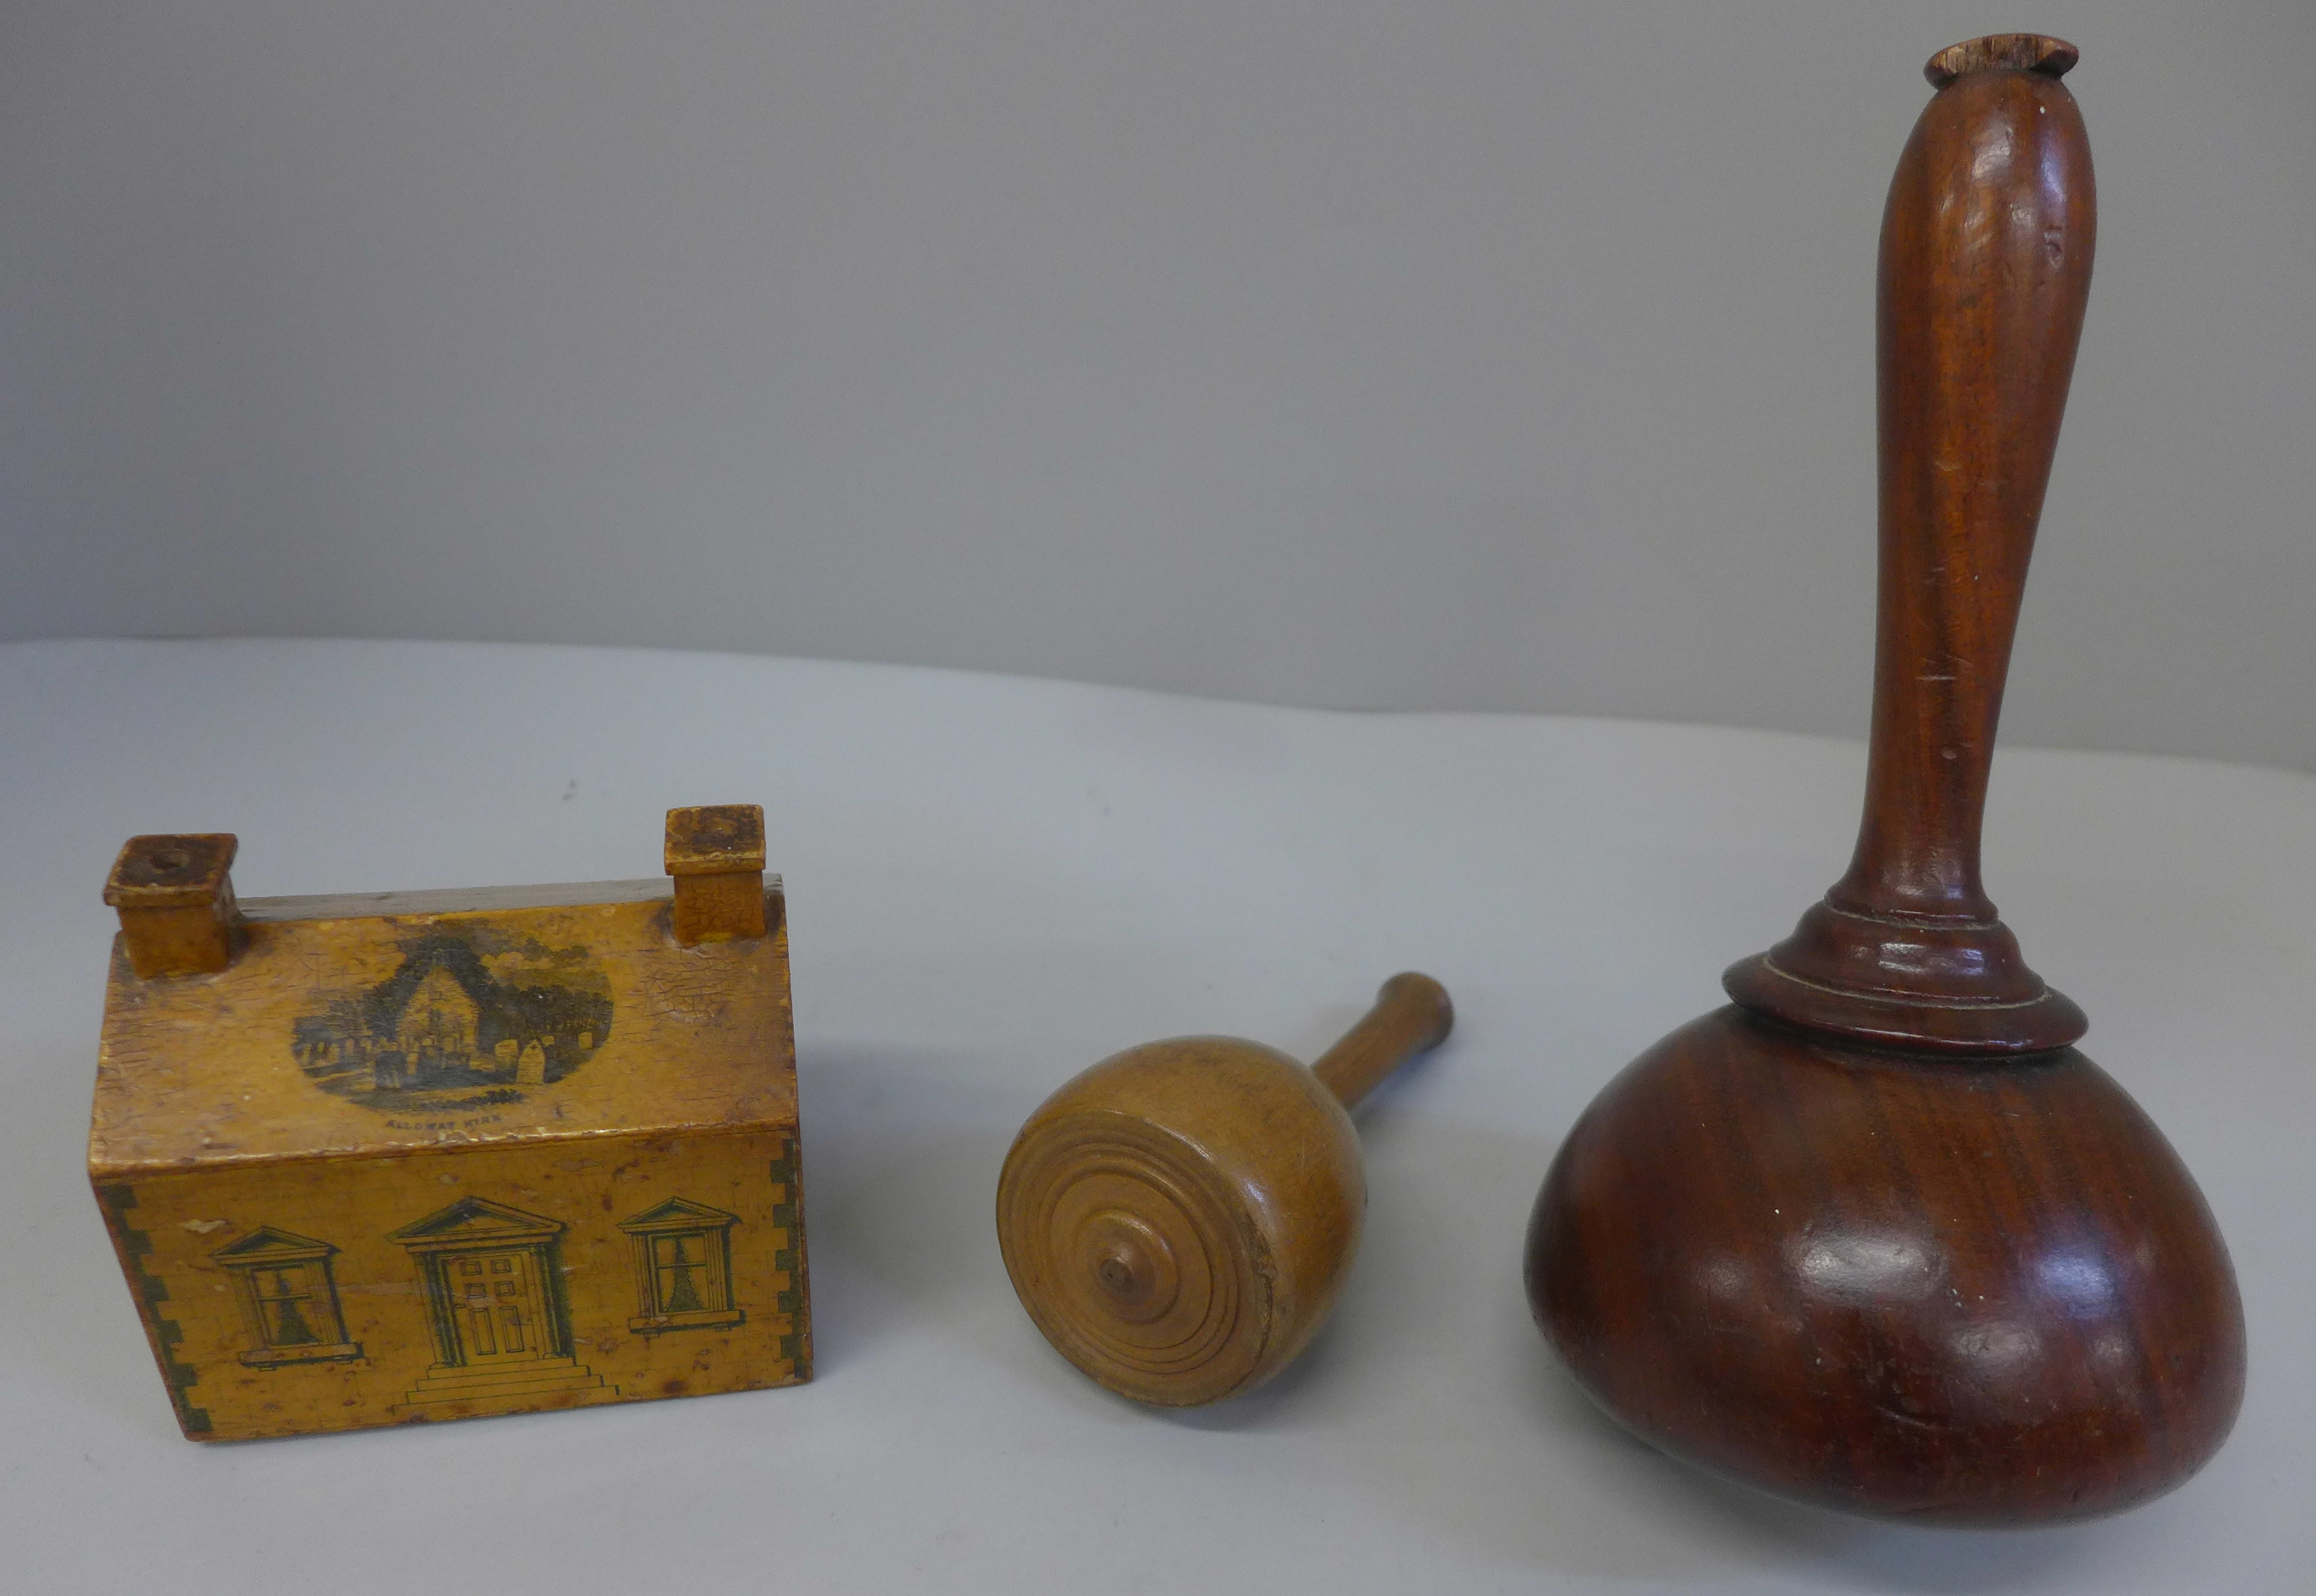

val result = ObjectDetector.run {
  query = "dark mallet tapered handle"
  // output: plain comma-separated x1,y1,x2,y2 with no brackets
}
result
1727,35,2093,1052
1311,972,1454,1108
1840,34,2095,926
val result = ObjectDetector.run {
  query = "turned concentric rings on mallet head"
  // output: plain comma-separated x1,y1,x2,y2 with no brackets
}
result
997,973,1453,1407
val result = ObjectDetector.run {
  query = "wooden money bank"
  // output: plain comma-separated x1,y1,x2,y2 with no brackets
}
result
88,806,808,1441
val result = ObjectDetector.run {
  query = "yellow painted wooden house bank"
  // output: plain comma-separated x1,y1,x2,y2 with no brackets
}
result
89,806,808,1442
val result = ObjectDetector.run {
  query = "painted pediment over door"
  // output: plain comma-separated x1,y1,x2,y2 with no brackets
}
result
387,1196,564,1252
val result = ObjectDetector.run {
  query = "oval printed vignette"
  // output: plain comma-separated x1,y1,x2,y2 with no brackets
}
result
290,929,613,1112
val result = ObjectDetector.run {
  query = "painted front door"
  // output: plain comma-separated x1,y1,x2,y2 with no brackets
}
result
450,1248,549,1363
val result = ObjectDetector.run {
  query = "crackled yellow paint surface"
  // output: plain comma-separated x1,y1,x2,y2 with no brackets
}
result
91,880,807,1441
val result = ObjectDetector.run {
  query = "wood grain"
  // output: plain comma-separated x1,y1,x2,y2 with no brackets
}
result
1525,37,2244,1524
666,803,770,944
91,811,809,1440
1530,1011,2242,1523
1724,37,2093,1053
103,833,241,978
1311,972,1454,1108
997,976,1451,1407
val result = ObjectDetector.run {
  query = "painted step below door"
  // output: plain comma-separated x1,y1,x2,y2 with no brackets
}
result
395,1355,618,1417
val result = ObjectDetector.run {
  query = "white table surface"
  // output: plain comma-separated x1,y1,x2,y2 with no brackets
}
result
3,637,2309,1595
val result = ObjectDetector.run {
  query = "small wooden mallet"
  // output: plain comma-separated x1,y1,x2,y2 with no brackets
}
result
997,974,1453,1407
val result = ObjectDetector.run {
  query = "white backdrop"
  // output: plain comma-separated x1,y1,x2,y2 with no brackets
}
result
3,1,2311,769
7,639,2313,1594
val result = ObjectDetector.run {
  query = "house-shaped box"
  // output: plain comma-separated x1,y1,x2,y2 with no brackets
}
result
89,806,807,1441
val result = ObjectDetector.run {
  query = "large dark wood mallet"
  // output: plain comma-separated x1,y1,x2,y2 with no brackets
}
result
998,974,1452,1406
1526,36,2244,1525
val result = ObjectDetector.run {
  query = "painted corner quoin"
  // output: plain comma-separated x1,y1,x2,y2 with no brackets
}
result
96,1182,211,1436
89,816,807,1442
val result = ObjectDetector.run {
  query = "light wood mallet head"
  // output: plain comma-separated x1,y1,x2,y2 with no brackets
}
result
997,973,1453,1407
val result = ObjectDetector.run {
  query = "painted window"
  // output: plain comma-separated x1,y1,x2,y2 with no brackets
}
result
618,1198,745,1334
210,1227,365,1367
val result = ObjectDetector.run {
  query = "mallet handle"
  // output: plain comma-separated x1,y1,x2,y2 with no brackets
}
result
1312,973,1454,1110
1838,38,2093,926
1723,36,2095,1053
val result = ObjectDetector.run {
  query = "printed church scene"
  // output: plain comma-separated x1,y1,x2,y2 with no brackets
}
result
291,931,613,1112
